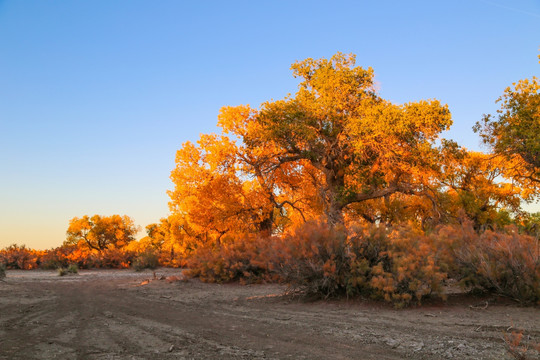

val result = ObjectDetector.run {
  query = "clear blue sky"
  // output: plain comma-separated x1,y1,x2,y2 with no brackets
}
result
1,0,539,249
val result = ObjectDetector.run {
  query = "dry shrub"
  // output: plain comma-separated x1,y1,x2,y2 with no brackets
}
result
38,245,77,269
132,251,160,271
436,222,540,304
504,330,540,360
88,248,132,268
270,221,350,298
57,267,68,276
356,224,447,306
0,244,40,269
37,245,133,269
185,234,273,283
6,242,176,271
57,264,78,276
184,222,447,306
429,222,478,279
272,221,446,306
67,264,78,273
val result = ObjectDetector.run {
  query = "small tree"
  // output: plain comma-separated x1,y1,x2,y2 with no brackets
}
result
65,215,139,251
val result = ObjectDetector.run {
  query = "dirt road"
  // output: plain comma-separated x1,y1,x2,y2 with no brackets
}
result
0,269,538,359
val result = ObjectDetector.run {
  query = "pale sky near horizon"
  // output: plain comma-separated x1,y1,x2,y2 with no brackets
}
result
1,0,539,250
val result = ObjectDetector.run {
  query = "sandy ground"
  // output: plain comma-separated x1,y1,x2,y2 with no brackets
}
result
0,269,539,360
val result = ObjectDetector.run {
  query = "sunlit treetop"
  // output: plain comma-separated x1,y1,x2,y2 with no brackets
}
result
65,215,139,251
474,75,539,189
243,53,452,225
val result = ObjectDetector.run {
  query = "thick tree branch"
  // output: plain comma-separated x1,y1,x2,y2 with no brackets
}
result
340,185,400,208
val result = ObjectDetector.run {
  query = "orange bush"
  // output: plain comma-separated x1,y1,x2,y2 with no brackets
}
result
3,242,178,271
441,222,540,304
0,244,41,269
356,224,447,306
270,221,446,306
270,221,350,298
86,248,134,269
37,245,76,269
38,245,135,269
184,221,447,306
132,251,159,271
504,330,540,360
185,234,273,283
126,236,184,268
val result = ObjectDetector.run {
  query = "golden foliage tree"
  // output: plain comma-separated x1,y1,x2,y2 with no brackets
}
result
240,53,452,225
144,214,189,266
169,107,320,243
439,147,524,230
169,53,454,236
65,215,139,251
474,76,539,191
169,134,275,242
169,52,537,248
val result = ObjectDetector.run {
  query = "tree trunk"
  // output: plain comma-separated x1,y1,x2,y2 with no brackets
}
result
325,203,345,227
324,171,345,227
257,215,274,235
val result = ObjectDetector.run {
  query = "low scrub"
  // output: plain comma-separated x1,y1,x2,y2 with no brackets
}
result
184,221,447,307
132,251,160,271
270,222,350,298
272,221,446,307
504,330,540,360
67,264,79,274
354,224,446,306
439,222,540,304
58,264,79,276
0,244,40,269
185,234,273,283
86,248,134,269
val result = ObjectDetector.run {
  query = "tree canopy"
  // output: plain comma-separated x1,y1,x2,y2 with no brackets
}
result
474,76,539,189
65,215,139,251
169,53,456,237
250,53,452,225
